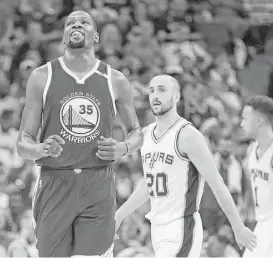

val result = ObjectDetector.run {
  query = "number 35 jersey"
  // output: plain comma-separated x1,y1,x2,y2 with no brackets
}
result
248,141,273,221
141,118,204,225
36,58,116,169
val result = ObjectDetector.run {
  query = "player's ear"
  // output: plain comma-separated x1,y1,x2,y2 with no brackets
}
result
173,92,181,103
94,32,99,44
62,35,66,45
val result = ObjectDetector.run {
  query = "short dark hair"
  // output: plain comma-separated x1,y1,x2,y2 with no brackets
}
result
65,10,97,32
245,95,273,117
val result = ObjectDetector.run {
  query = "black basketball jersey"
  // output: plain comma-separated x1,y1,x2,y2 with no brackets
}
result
36,57,116,169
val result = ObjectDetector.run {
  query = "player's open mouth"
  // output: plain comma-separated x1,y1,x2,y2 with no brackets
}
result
70,31,84,37
152,101,161,107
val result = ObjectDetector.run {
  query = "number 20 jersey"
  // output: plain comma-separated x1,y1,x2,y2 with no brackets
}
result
248,141,273,221
141,118,204,225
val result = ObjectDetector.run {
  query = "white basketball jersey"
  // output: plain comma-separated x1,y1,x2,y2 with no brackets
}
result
248,141,273,221
141,118,204,225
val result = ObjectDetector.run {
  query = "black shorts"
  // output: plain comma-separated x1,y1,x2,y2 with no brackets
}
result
32,165,116,257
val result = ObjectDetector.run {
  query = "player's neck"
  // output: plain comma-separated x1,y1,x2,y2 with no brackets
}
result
63,48,97,68
155,110,180,133
256,127,273,152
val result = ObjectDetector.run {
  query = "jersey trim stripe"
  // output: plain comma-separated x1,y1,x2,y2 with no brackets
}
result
42,62,52,107
151,118,181,144
31,170,40,232
107,65,117,115
174,122,191,161
196,176,204,211
176,215,195,257
58,57,100,84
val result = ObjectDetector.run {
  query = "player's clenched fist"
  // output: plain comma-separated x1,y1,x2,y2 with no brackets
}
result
234,226,257,252
96,136,127,161
40,135,65,158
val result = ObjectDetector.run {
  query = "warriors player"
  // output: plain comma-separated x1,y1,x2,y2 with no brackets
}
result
115,75,256,257
17,11,143,257
241,96,273,257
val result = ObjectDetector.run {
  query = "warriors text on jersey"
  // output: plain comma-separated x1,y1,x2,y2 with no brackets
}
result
248,141,273,221
141,118,204,225
36,58,116,169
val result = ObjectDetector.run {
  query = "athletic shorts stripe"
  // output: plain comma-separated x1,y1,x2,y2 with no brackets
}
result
184,162,200,216
176,215,195,257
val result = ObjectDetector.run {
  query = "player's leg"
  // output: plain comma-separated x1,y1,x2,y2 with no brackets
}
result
71,166,116,257
175,212,203,257
152,212,203,257
32,170,78,257
243,217,273,257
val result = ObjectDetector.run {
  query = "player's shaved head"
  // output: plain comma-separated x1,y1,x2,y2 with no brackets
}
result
149,74,180,93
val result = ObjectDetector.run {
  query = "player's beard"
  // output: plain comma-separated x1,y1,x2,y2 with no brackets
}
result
68,36,86,49
152,101,173,116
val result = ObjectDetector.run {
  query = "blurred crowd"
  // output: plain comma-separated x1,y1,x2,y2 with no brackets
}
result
1,0,273,257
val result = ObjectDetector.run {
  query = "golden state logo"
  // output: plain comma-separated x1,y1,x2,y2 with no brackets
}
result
59,94,101,143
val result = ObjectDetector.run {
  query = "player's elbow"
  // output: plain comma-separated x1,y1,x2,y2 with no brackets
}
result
16,136,24,158
16,140,26,159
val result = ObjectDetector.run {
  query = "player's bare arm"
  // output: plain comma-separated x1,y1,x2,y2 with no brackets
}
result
178,125,257,251
17,65,65,160
96,69,143,161
115,178,149,232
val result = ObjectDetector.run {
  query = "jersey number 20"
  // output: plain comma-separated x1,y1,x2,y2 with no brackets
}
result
146,172,168,197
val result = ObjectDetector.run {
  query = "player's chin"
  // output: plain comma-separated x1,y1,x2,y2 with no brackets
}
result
68,40,85,49
151,110,161,116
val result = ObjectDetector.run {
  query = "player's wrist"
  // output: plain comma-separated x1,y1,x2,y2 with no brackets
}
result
35,143,47,159
232,221,245,233
122,141,128,156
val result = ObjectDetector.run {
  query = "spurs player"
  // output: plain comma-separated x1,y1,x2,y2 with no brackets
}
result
115,75,256,257
241,96,273,257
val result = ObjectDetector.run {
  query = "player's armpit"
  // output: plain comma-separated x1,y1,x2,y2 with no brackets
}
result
17,65,48,160
111,69,143,155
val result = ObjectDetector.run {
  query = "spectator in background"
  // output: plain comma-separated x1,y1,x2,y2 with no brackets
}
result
124,21,163,68
90,0,118,27
97,23,123,61
6,209,37,257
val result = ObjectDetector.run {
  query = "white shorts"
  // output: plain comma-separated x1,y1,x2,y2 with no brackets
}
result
243,216,273,257
151,212,203,257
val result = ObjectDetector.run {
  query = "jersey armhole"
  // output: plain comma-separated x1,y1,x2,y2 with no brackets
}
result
107,64,117,115
42,62,52,107
174,122,191,162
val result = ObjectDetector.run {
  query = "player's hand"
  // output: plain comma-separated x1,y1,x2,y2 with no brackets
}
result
234,226,257,252
96,136,127,161
40,135,65,158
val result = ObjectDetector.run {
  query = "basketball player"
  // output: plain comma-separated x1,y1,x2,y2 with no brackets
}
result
240,96,273,257
115,75,256,257
16,11,143,257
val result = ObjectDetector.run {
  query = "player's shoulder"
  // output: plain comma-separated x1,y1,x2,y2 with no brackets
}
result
110,67,129,85
28,63,49,88
142,122,156,135
32,63,48,78
177,122,206,146
246,140,257,156
110,67,125,79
